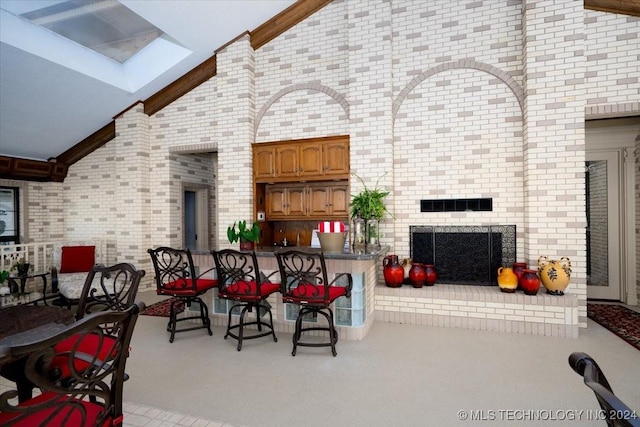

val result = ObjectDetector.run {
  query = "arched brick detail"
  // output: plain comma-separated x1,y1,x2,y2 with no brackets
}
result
255,83,350,135
392,59,525,122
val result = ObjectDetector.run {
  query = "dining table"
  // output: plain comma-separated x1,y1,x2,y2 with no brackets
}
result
0,304,75,402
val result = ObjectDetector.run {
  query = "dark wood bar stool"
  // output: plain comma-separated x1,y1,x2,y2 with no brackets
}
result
211,249,280,351
275,250,352,356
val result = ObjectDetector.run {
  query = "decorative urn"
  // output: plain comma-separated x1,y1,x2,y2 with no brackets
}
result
382,255,404,288
497,267,518,293
537,256,571,295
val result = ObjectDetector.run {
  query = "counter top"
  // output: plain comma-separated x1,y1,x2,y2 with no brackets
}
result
253,245,389,260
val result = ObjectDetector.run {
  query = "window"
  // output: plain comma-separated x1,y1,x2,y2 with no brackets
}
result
0,187,19,244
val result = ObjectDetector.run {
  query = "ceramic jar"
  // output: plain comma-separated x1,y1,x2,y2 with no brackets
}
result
401,258,412,282
409,263,426,288
520,269,540,295
538,256,571,295
423,264,437,286
383,255,404,288
497,267,518,293
512,262,527,288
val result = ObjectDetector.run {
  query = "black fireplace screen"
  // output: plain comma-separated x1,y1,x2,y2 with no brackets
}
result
410,225,516,285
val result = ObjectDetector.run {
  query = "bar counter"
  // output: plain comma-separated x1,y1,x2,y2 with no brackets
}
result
191,246,389,341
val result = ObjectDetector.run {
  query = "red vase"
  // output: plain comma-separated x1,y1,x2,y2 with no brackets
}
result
512,262,527,288
409,263,426,288
424,264,437,286
383,255,404,288
520,269,540,295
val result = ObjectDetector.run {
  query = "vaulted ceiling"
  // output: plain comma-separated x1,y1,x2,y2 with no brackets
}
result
0,0,637,182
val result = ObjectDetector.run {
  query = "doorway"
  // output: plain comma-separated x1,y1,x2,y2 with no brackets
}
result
183,186,210,250
585,151,621,300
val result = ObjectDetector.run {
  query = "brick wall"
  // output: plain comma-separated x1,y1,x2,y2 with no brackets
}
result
6,0,639,328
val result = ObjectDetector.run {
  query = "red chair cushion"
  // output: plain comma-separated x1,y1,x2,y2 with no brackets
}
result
158,278,218,296
60,245,95,273
51,333,117,378
284,283,347,304
0,391,110,426
219,280,280,301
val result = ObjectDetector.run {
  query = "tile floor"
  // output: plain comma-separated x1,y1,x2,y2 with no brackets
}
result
0,377,224,427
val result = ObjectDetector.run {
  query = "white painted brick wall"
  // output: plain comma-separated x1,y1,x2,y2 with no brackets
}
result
8,0,639,331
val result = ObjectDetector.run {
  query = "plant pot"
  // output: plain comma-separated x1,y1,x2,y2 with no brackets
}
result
239,240,255,251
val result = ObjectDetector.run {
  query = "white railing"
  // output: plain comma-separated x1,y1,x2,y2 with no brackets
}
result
0,242,56,273
0,240,105,274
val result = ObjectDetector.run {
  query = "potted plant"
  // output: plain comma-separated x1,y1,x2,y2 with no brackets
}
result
227,220,261,251
11,258,32,277
350,173,391,251
349,173,391,221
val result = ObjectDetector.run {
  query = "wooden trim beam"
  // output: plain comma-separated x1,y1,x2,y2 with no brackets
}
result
55,121,116,166
143,56,218,116
250,0,334,50
585,0,640,16
0,156,68,182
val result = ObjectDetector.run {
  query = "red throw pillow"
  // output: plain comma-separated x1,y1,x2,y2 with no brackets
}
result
60,246,95,273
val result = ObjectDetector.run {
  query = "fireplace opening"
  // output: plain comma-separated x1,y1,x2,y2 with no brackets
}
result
410,225,516,285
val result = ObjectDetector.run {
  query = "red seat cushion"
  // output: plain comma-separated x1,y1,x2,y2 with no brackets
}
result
60,245,95,273
284,283,347,304
51,333,118,378
0,391,111,426
219,280,280,301
158,278,218,296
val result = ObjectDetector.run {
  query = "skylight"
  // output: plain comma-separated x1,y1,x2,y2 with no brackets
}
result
20,0,162,63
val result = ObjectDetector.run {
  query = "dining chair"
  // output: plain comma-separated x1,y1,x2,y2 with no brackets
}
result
275,250,352,356
211,249,280,351
0,302,144,427
568,352,640,427
52,263,145,380
147,247,218,342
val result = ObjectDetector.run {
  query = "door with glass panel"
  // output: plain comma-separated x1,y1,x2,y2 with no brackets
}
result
585,151,621,300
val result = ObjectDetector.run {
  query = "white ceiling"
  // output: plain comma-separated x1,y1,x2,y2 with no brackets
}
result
0,0,296,161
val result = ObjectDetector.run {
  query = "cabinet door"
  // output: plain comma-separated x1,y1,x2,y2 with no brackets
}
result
254,145,275,180
299,143,323,177
323,141,350,176
329,184,349,217
287,186,307,217
308,185,330,216
266,186,287,218
276,146,299,178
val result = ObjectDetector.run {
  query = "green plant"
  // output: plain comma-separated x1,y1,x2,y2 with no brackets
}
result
0,270,9,285
227,220,260,243
350,173,392,220
11,258,32,276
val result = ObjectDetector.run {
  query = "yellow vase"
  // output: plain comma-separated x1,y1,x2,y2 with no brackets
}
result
538,256,571,295
497,267,518,293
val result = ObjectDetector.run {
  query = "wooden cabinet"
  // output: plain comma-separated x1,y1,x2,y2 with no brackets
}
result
253,136,349,182
253,145,276,180
266,182,348,220
308,183,349,217
266,185,306,218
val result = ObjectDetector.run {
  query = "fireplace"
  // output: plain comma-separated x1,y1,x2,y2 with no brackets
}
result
410,225,516,285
